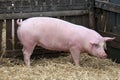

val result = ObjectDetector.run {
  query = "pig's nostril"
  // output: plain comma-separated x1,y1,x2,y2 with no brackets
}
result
103,54,107,58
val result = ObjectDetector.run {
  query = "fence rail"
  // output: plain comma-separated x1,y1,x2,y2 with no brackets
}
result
0,10,88,19
95,0,120,13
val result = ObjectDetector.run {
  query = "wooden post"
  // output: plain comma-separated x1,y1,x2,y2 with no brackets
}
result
12,19,15,51
89,0,95,29
11,3,15,51
1,20,6,58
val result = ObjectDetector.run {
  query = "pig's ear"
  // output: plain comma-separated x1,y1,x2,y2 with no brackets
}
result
104,37,115,42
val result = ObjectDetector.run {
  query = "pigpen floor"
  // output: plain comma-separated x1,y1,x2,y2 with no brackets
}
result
0,53,120,80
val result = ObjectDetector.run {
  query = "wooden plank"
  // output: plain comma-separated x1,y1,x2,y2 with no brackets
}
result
1,20,7,57
6,20,12,50
88,0,95,29
0,20,2,51
0,0,87,13
82,14,89,27
0,0,12,13
0,10,88,19
95,10,110,32
95,0,120,13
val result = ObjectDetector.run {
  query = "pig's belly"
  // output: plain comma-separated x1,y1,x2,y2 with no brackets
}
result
37,39,69,51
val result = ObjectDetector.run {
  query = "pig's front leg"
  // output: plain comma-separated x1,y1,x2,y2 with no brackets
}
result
70,47,80,66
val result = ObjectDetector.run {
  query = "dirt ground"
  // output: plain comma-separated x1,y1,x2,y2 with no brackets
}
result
0,53,120,80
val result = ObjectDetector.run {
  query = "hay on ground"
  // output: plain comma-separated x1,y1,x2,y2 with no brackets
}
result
0,53,120,80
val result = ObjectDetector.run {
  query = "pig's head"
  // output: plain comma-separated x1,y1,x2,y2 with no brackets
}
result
88,37,115,59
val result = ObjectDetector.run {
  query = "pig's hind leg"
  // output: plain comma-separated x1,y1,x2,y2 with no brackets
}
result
22,42,36,66
70,47,80,66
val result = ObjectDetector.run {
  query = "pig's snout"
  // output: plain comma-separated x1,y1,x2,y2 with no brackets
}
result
100,53,107,59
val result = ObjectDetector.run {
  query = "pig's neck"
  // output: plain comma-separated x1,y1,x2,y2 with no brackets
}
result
83,44,92,54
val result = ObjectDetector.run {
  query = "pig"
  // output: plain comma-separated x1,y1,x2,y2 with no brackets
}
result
17,17,115,66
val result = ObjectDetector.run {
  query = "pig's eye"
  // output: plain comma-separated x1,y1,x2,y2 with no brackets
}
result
94,44,99,48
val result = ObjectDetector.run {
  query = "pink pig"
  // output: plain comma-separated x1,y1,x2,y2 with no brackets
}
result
17,17,115,66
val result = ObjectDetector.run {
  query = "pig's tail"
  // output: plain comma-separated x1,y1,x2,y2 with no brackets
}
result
16,19,22,26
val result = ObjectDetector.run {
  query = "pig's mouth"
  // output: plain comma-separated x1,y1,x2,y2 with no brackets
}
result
88,53,107,59
100,56,107,59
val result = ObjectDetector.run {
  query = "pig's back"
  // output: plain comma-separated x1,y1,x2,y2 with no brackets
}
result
21,17,88,33
20,17,81,38
21,17,75,28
